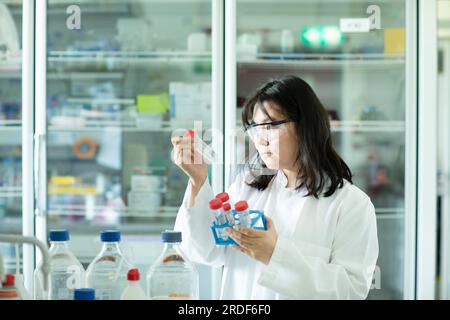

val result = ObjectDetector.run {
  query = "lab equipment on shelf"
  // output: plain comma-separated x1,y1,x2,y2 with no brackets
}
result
169,82,211,123
34,229,85,300
0,3,20,56
120,268,147,300
86,230,134,300
280,29,295,53
128,167,165,213
146,231,198,300
187,32,208,52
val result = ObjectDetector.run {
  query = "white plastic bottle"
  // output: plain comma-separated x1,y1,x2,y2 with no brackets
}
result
120,269,147,300
34,229,85,300
281,29,295,53
235,200,251,228
146,231,198,300
15,274,32,300
184,130,216,164
86,230,134,300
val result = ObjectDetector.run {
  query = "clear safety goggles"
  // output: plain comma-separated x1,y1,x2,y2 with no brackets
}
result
244,119,293,142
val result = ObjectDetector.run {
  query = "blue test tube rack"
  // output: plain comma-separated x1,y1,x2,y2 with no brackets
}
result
210,209,267,246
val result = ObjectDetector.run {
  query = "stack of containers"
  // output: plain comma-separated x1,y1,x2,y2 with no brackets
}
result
128,168,165,215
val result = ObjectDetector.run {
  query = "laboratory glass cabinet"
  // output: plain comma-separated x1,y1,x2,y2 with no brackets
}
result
0,0,433,299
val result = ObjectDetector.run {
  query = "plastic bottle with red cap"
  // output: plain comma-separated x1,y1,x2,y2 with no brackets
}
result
235,200,251,228
120,268,147,300
0,274,19,300
183,130,216,164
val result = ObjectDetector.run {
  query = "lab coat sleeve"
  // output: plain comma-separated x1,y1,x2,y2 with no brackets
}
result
258,191,379,299
174,173,244,267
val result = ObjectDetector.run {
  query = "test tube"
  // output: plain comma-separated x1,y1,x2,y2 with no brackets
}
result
235,200,251,228
184,130,216,164
222,203,234,225
216,192,233,225
209,198,229,240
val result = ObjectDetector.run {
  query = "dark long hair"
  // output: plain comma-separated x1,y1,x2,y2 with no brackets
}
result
242,75,352,198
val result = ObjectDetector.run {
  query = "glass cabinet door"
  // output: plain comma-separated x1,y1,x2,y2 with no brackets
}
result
232,0,414,299
39,0,216,298
438,0,450,299
0,0,23,273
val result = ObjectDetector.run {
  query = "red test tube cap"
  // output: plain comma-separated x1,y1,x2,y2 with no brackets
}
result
209,198,223,210
235,200,249,212
216,192,230,203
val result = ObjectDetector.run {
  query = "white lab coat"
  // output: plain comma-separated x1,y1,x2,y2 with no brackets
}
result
174,170,379,300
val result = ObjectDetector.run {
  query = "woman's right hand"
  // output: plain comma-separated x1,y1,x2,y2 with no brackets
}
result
171,135,208,196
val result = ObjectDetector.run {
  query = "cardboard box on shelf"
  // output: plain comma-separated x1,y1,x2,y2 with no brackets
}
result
384,28,405,55
136,93,169,128
137,93,169,114
169,82,211,123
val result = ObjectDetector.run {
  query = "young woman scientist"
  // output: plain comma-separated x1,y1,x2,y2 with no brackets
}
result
171,75,379,299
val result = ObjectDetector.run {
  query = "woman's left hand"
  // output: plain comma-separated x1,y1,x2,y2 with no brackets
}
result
225,215,278,265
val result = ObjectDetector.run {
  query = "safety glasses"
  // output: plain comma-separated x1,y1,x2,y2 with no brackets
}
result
244,119,293,141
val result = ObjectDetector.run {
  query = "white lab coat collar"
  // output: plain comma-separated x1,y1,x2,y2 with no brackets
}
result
275,169,303,191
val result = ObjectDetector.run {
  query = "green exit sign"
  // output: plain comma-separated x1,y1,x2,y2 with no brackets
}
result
300,26,344,48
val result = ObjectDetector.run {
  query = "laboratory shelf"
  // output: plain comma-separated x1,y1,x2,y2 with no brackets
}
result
239,0,396,3
66,98,135,105
0,124,22,146
0,0,22,5
47,220,175,236
375,208,404,220
330,121,405,132
0,187,22,198
0,71,21,79
0,217,22,233
0,71,125,80
47,72,125,80
48,51,212,64
48,119,211,132
238,53,405,69
47,0,210,4
0,54,21,70
0,63,21,72
48,205,179,218
0,123,21,132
